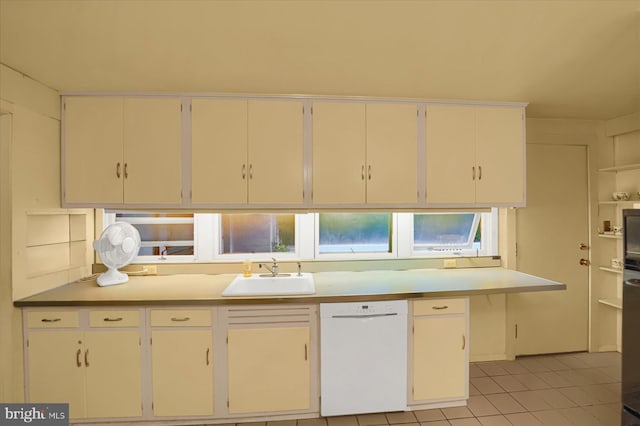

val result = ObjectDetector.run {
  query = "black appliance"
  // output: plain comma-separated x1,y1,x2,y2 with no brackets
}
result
622,209,640,425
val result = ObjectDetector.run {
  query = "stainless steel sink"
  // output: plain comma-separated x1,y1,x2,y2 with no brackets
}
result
221,273,315,296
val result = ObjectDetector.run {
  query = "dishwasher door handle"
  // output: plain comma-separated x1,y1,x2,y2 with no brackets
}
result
331,313,399,319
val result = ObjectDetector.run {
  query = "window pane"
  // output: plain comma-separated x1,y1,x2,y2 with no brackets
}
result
413,213,479,250
115,212,194,256
319,213,392,254
220,214,295,254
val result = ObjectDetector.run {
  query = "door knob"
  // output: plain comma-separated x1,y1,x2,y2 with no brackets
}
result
579,243,590,250
579,258,591,266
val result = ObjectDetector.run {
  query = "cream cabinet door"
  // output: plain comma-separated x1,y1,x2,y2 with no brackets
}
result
83,331,142,418
64,97,124,204
413,316,467,401
366,103,418,204
312,102,366,204
151,329,214,416
247,100,304,204
228,326,310,414
425,105,476,205
123,97,182,205
475,107,524,205
191,99,248,204
27,331,87,419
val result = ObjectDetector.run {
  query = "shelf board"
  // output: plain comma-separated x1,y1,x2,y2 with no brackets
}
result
599,266,623,274
598,234,622,240
598,298,622,310
598,163,640,173
598,200,639,206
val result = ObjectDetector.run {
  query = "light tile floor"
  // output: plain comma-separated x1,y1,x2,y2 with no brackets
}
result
209,352,622,426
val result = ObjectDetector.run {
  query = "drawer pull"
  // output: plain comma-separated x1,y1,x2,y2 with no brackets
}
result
103,317,123,322
206,348,210,366
462,334,466,350
41,318,61,323
171,317,190,322
76,349,82,367
84,349,90,367
432,305,449,310
304,343,308,361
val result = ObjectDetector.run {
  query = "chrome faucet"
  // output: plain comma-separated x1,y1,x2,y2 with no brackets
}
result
259,258,279,277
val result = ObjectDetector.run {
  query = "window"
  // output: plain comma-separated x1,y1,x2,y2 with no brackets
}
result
106,212,195,260
103,209,497,263
220,213,295,255
318,213,393,255
413,213,480,252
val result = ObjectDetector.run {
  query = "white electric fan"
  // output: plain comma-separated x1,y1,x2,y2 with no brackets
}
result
93,222,141,286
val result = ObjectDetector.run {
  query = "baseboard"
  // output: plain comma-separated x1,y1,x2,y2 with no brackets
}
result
596,345,619,352
470,354,508,362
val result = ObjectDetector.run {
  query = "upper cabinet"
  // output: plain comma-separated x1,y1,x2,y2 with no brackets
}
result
191,99,304,206
425,105,525,207
63,95,525,209
63,96,182,207
312,102,418,205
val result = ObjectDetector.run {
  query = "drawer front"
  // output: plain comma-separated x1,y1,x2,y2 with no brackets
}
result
27,311,79,328
151,309,212,327
413,298,466,316
89,310,140,327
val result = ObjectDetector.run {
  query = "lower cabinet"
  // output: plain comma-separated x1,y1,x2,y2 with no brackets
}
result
228,326,310,413
26,310,143,419
410,298,469,405
223,305,317,415
150,309,214,417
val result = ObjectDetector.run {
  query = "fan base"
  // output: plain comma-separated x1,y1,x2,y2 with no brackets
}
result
97,268,129,287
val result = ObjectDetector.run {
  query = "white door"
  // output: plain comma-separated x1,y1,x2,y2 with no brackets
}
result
513,143,589,355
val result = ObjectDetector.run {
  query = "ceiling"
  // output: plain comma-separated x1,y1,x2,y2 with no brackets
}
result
1,0,639,119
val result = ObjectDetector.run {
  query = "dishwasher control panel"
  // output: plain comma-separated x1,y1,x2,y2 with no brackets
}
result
320,300,408,317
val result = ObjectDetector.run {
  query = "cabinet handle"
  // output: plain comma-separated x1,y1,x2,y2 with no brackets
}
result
368,165,372,180
432,305,449,310
242,164,246,180
41,318,61,323
170,317,190,322
206,348,210,366
361,165,365,180
249,164,253,179
472,166,476,181
124,163,129,179
116,162,121,178
103,317,123,322
462,334,466,350
84,349,89,367
304,343,308,361
478,166,482,180
76,349,82,367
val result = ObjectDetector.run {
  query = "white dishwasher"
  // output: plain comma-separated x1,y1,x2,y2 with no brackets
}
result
320,300,408,416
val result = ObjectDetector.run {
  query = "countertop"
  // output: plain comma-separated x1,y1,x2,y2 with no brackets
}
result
15,267,565,307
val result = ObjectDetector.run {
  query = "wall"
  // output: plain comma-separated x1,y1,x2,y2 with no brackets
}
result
0,63,94,402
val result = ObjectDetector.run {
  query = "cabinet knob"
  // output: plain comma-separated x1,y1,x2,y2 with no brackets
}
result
579,243,590,250
579,258,591,266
